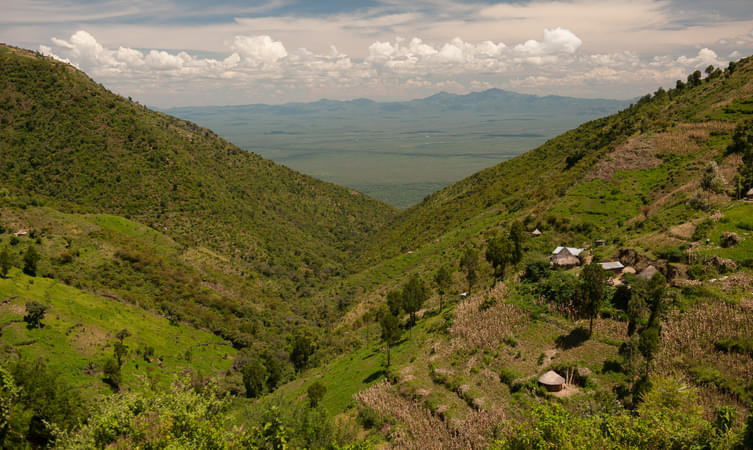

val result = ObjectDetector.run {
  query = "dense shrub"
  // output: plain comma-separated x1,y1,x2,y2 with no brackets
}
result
692,219,714,241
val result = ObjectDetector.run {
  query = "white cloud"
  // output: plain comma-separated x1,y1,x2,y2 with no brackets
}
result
514,28,582,56
144,50,185,70
676,48,725,69
231,35,288,65
39,27,739,106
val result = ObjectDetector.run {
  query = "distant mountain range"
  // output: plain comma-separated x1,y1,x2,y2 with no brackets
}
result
165,88,628,118
164,90,630,207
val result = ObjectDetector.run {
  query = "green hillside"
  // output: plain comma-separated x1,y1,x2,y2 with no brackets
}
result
0,44,397,296
360,57,753,264
275,58,753,448
1,42,753,448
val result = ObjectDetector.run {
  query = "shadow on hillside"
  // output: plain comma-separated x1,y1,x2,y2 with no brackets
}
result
601,359,625,374
555,326,590,350
363,370,385,383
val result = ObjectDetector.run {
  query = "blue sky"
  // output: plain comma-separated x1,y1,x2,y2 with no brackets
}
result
3,0,753,106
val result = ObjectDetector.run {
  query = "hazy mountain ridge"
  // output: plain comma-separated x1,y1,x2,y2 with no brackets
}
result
165,88,627,116
164,89,628,207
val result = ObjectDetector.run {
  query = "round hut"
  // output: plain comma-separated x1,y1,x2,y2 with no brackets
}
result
538,370,566,392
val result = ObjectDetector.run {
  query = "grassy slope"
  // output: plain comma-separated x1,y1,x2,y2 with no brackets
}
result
0,267,235,398
273,58,753,446
0,203,310,352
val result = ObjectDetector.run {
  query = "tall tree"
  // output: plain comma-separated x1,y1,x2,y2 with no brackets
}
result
402,275,429,337
379,308,401,367
579,262,606,336
0,247,11,278
645,272,668,325
22,245,39,277
386,290,402,317
508,220,526,265
290,335,314,372
242,358,267,398
729,120,753,192
262,353,283,392
434,265,452,311
639,325,660,377
102,358,121,390
459,247,479,292
307,381,326,408
486,233,513,279
23,301,48,329
113,341,128,367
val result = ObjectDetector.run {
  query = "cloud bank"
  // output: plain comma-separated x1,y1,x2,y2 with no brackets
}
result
38,27,739,106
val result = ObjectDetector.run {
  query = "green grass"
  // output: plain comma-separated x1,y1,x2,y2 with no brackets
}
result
696,202,753,262
0,268,235,396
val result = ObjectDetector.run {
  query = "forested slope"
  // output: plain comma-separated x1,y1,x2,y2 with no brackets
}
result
0,44,397,294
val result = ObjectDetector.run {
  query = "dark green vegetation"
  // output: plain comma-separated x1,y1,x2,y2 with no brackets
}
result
2,43,753,448
0,44,396,296
166,91,627,207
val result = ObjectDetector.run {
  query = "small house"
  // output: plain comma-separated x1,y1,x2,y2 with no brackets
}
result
531,228,542,237
746,188,753,201
538,370,566,392
598,261,624,273
594,239,606,247
637,265,659,281
14,229,28,237
550,246,584,268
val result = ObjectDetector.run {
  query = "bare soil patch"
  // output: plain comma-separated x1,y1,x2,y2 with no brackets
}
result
669,222,696,240
550,383,580,398
589,135,662,181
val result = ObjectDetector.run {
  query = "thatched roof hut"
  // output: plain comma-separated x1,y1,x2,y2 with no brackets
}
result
531,228,542,237
637,265,659,280
551,247,583,268
538,370,565,392
746,188,753,200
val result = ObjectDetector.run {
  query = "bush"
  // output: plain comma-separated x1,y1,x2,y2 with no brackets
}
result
523,260,550,282
688,192,711,211
541,271,581,310
499,367,521,386
686,264,709,280
307,381,326,408
714,337,753,357
53,378,250,448
503,335,518,347
655,246,688,263
102,358,121,390
692,219,713,241
479,295,497,311
357,407,383,430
